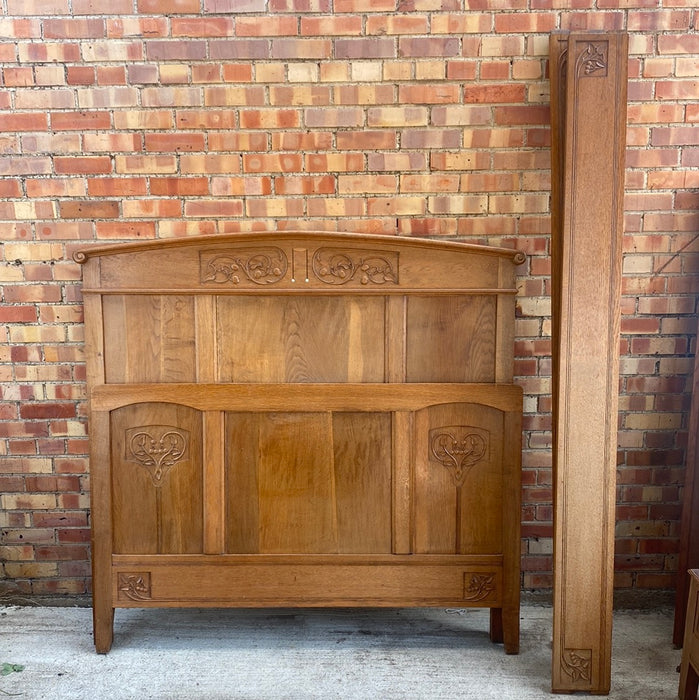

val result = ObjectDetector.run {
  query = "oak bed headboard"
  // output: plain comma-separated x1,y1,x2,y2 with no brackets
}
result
76,231,524,654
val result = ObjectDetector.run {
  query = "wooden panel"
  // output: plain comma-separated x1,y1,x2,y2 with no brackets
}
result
414,403,505,556
103,295,197,383
225,412,392,554
216,296,385,383
93,382,524,414
332,413,392,553
77,231,524,655
406,296,497,382
112,557,503,608
110,403,203,554
76,232,522,295
226,413,337,553
550,32,628,695
679,570,699,699
674,317,699,645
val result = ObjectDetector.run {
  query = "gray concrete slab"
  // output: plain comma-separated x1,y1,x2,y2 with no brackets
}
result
0,605,682,699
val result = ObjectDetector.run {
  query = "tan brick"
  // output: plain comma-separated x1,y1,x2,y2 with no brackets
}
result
429,195,488,215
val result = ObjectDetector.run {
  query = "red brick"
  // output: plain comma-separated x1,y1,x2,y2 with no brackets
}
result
95,221,156,239
658,34,699,54
0,112,48,131
399,84,460,104
171,17,235,37
301,16,362,36
54,156,111,175
138,0,200,10
88,177,147,197
145,133,206,152
243,154,302,174
235,16,298,36
43,18,104,38
59,201,119,219
184,199,243,217
276,175,336,195
271,39,331,59
150,177,209,196
398,37,459,57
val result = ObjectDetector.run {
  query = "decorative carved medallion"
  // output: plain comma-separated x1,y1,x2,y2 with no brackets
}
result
561,648,592,683
125,425,189,486
311,248,398,286
463,573,496,602
117,573,151,602
576,42,608,77
200,248,288,285
429,426,489,486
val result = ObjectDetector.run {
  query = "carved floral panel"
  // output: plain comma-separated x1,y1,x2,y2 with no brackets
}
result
200,248,288,286
311,247,399,286
429,425,489,487
124,425,190,486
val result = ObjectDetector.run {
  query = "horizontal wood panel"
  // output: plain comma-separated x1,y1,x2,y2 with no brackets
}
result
76,231,523,295
92,382,523,413
112,560,503,607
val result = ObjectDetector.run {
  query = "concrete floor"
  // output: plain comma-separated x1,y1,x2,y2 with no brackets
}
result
0,604,683,699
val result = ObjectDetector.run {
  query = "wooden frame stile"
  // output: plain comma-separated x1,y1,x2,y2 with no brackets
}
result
550,32,628,694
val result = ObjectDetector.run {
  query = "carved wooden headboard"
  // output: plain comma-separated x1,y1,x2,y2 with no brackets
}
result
76,231,524,654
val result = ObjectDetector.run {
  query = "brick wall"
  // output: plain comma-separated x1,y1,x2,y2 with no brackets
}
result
0,1,697,599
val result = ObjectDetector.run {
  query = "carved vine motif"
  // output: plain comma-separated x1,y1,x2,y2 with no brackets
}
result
463,573,496,602
429,426,488,487
561,648,592,683
311,248,399,286
125,425,189,486
576,42,608,77
200,248,288,285
118,573,152,602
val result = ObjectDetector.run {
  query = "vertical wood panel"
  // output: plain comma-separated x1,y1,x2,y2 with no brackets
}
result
406,296,496,382
551,31,628,695
195,296,217,383
203,411,225,555
413,403,504,556
332,413,392,553
111,403,203,555
385,296,406,383
392,411,413,554
103,296,197,383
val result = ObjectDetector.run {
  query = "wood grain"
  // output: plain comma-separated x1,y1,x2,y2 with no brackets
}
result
550,32,628,694
77,231,524,655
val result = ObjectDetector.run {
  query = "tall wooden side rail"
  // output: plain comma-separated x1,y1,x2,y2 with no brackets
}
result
550,32,628,695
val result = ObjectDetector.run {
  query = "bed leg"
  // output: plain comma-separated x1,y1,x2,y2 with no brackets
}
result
502,604,520,654
94,604,114,654
489,607,504,643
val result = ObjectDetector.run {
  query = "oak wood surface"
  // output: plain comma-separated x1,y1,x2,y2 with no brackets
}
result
77,231,523,655
550,32,628,694
674,316,699,647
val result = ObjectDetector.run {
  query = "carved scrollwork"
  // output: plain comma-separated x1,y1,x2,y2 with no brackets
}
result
561,648,592,683
118,573,151,602
429,426,489,487
200,248,288,285
463,573,496,602
125,425,189,486
311,248,398,286
576,42,608,77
